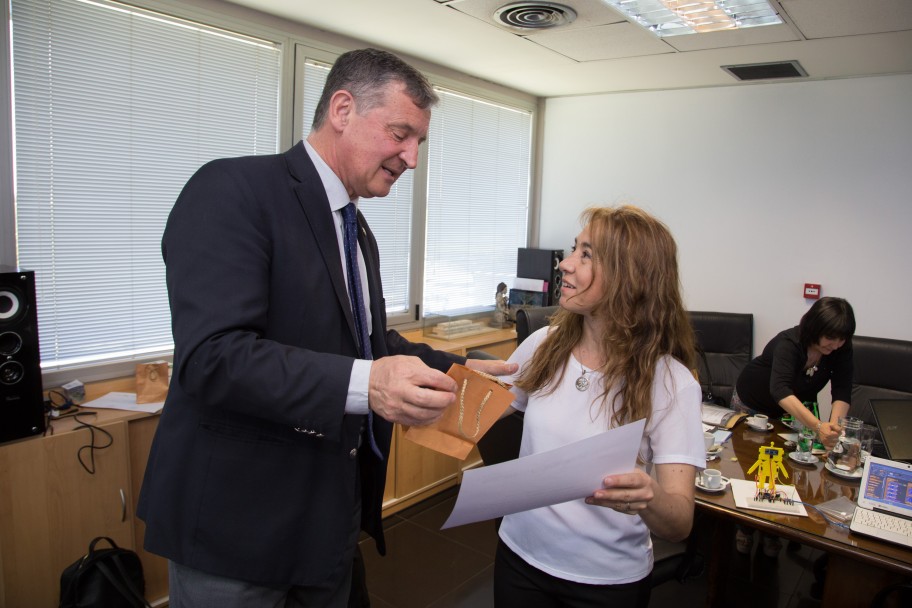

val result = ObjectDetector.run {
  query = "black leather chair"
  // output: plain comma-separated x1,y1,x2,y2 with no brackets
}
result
516,305,559,344
688,311,754,407
850,335,912,458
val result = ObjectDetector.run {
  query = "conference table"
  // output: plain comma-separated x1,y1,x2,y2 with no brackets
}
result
696,418,911,607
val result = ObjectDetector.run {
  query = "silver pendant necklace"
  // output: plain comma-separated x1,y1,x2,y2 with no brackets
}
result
575,363,590,391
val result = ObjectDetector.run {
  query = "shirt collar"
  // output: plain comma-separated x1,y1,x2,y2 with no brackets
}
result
303,140,359,212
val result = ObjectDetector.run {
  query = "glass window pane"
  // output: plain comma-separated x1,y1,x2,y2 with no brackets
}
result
425,90,531,315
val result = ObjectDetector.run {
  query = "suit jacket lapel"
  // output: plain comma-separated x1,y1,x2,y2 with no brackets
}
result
285,144,358,344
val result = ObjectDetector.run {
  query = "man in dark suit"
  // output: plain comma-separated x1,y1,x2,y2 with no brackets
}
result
137,48,515,607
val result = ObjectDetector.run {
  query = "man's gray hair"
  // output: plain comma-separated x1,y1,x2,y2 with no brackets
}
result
311,48,438,131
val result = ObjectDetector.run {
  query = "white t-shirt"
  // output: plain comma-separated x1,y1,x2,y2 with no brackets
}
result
498,327,705,585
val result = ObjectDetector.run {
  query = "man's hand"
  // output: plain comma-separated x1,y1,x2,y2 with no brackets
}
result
465,358,518,378
368,356,458,426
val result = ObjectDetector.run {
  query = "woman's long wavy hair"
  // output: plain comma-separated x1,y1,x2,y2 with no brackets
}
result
515,205,696,428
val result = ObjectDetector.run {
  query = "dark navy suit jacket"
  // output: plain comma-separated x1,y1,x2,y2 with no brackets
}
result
137,142,461,585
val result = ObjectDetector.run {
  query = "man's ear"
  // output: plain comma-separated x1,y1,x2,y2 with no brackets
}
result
328,90,355,132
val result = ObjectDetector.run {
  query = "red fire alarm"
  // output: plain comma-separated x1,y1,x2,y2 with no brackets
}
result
804,283,821,299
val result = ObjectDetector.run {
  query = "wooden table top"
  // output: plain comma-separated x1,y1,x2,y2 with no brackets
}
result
696,418,912,574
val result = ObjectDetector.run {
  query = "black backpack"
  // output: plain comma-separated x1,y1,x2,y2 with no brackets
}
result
59,536,151,608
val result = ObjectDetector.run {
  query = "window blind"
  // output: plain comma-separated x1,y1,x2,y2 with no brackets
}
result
10,0,281,368
424,89,531,315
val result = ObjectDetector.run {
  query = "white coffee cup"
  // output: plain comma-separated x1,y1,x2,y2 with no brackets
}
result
704,431,715,452
747,414,768,430
702,468,723,489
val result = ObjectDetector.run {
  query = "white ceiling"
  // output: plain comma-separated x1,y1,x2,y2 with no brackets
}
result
225,0,912,98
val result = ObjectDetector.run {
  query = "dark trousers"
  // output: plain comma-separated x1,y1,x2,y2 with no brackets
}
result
169,557,355,608
493,540,651,608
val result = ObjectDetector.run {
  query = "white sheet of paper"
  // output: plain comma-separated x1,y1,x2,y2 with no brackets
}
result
81,391,164,414
713,429,732,444
442,418,646,529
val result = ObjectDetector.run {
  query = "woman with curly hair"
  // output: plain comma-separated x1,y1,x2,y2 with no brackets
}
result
493,205,705,607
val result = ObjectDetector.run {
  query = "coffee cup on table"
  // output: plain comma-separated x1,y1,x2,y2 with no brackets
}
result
747,414,768,430
704,432,715,452
702,468,723,489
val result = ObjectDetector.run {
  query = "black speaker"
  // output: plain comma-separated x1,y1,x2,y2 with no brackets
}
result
0,267,45,443
516,248,564,305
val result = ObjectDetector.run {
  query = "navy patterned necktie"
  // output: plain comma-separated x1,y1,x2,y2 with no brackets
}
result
341,202,382,459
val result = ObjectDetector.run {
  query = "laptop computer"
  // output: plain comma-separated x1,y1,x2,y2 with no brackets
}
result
870,399,912,462
849,455,912,548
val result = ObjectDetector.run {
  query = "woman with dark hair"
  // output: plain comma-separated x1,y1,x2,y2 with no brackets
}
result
732,296,855,557
734,296,856,447
492,205,704,607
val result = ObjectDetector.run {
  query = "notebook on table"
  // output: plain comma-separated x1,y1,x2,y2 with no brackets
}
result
849,455,912,548
870,399,912,462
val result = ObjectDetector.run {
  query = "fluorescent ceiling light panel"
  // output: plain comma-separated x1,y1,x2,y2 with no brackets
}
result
604,0,783,37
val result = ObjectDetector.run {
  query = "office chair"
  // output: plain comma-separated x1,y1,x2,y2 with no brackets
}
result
850,335,912,424
516,305,559,344
870,581,912,608
688,311,753,407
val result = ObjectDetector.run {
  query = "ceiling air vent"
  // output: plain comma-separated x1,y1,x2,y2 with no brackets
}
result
722,60,808,81
493,2,577,31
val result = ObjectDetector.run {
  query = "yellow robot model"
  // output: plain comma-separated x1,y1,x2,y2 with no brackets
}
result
746,442,789,497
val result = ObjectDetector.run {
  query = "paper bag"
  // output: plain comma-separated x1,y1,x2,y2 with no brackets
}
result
403,363,514,460
135,361,170,404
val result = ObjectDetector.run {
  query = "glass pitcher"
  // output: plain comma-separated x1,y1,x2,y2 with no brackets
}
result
827,417,864,472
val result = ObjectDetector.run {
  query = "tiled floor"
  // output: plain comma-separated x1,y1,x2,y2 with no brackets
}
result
360,487,828,608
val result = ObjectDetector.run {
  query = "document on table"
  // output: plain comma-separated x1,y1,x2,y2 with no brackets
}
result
80,391,164,414
442,418,646,529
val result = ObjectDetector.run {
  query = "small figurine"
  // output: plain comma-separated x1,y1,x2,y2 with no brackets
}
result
491,282,510,328
747,442,789,495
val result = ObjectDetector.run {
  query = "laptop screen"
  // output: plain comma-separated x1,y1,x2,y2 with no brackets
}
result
870,399,912,462
857,455,912,518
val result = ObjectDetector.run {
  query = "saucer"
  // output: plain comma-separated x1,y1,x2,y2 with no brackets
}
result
788,451,819,465
824,460,863,480
705,445,724,461
747,422,773,432
695,475,730,493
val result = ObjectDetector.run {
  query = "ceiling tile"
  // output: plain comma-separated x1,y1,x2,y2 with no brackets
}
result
526,22,672,61
781,0,912,39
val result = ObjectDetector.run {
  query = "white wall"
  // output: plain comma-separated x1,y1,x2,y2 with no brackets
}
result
538,74,912,357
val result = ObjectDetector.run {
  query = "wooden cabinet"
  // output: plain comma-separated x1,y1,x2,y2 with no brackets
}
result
127,415,169,603
0,415,138,608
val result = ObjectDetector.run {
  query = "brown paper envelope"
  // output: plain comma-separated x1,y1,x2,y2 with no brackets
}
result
403,363,514,460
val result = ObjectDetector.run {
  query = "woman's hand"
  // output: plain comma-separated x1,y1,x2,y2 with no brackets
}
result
585,464,696,542
585,469,655,515
464,358,518,378
818,420,843,447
